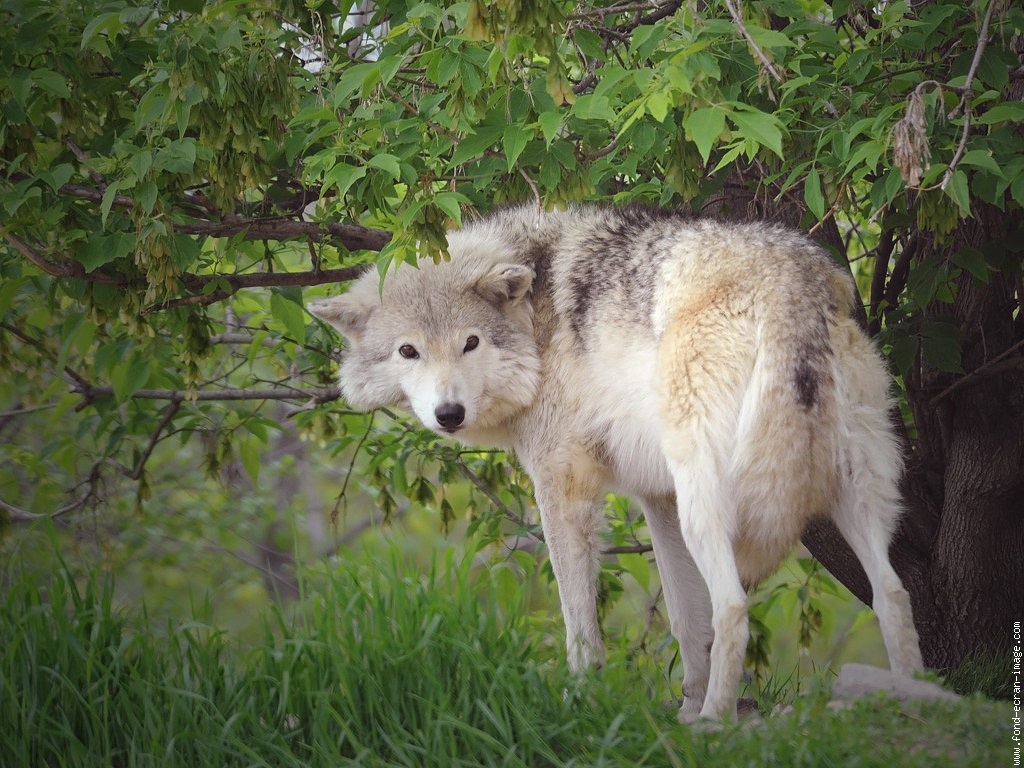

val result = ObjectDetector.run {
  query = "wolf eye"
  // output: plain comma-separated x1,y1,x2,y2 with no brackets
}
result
398,344,419,359
463,335,479,353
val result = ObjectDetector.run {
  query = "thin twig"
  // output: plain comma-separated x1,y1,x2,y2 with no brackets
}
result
129,400,182,480
931,337,1024,405
940,0,996,192
3,232,124,284
722,0,784,88
454,458,542,540
0,493,90,522
72,384,341,404
147,263,369,314
331,411,376,523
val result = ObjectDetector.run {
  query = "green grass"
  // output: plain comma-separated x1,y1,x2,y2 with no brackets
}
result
0,547,1006,767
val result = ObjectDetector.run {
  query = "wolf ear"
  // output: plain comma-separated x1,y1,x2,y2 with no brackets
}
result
307,293,374,341
475,264,534,308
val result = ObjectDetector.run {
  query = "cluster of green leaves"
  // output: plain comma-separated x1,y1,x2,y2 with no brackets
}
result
2,0,1020,498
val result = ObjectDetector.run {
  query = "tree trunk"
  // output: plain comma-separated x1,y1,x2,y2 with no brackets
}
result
803,211,1024,671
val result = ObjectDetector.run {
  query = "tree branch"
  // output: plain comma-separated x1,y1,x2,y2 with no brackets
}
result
723,0,784,89
72,384,341,405
129,400,181,480
454,459,544,542
4,230,371,310
940,0,995,193
0,492,90,522
173,218,392,251
868,228,897,336
930,337,1024,405
54,182,392,251
3,232,125,285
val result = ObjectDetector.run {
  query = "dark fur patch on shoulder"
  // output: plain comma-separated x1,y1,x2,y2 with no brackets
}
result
566,206,688,342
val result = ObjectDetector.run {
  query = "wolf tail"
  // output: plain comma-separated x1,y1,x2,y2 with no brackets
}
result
730,264,857,586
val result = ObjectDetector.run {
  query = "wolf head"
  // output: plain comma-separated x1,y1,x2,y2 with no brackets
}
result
308,238,542,443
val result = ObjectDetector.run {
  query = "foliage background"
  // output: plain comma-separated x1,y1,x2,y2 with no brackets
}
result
1,2,1021,757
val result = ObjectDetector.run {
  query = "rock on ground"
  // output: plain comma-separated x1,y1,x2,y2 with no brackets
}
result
831,663,961,704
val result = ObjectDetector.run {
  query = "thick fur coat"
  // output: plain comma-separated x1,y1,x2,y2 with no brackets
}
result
309,205,924,720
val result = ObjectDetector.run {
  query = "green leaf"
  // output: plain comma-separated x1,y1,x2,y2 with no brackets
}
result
574,28,606,60
367,153,402,180
957,149,1004,178
100,181,122,228
38,163,74,193
81,12,123,53
804,167,826,220
56,313,93,377
130,150,153,181
270,290,306,344
684,107,725,164
154,139,197,175
617,553,651,592
920,321,964,374
433,191,468,226
645,91,671,123
0,276,25,317
951,247,989,283
572,94,617,122
944,169,971,217
170,234,201,271
322,163,367,198
112,355,151,403
31,69,71,98
449,126,503,167
238,439,260,482
79,233,134,272
502,124,532,170
136,180,158,215
727,107,784,159
974,102,1024,125
745,25,795,50
889,333,919,378
538,111,562,146
333,62,379,103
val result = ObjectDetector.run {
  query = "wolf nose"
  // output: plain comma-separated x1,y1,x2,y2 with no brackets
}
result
435,402,466,431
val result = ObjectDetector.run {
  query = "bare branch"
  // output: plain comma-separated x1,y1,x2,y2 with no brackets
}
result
868,228,897,336
930,337,1024,405
455,458,542,540
940,0,996,192
3,230,369,310
0,493,90,523
53,182,392,251
174,218,392,251
72,384,341,405
454,458,654,555
723,0,784,89
3,232,124,285
129,400,181,480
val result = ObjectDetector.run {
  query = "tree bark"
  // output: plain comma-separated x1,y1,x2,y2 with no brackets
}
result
803,210,1024,671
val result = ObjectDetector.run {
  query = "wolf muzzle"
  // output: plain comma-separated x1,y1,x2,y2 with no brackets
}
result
434,402,466,432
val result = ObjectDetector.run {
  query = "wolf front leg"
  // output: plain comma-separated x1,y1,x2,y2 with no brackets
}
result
533,477,606,672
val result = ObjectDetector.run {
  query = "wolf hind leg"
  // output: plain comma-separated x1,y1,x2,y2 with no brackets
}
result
832,436,924,676
663,460,747,722
641,495,713,717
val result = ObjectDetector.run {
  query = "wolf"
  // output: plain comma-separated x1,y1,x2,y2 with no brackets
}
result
308,204,924,721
